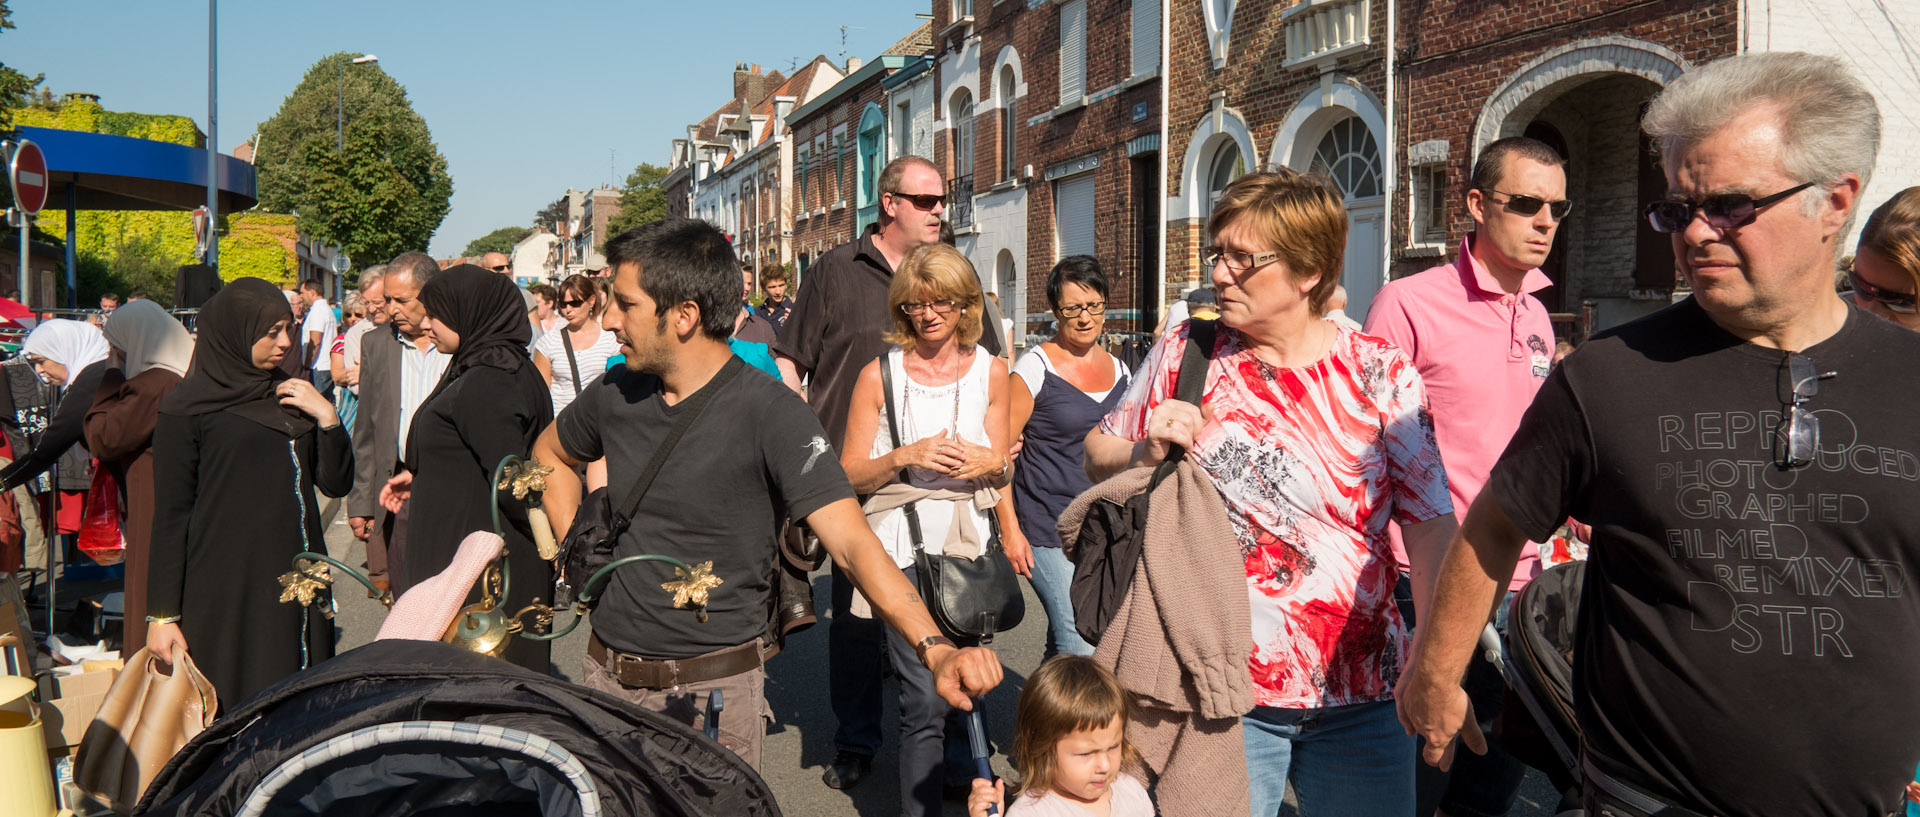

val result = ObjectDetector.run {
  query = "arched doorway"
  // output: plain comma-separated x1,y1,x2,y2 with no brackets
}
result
996,248,1020,343
856,102,887,234
1271,83,1388,317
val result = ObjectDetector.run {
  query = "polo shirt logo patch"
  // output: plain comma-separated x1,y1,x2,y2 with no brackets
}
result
1527,334,1551,378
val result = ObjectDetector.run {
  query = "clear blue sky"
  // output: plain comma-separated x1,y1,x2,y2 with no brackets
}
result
6,0,924,257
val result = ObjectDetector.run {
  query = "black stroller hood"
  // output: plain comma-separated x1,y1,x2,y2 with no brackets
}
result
133,640,780,817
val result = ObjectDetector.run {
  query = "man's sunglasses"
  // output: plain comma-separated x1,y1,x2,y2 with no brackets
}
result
489,264,510,272
1774,352,1835,470
887,192,944,211
1847,269,1917,314
1645,182,1814,234
1479,189,1573,220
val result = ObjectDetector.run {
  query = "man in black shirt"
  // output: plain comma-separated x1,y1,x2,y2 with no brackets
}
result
772,155,1000,789
755,263,792,333
1398,52,1920,817
532,218,1001,772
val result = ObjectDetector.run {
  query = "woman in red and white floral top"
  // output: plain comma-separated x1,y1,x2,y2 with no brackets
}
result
1086,169,1459,816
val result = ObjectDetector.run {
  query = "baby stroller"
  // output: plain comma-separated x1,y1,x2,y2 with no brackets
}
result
1500,559,1585,816
132,639,779,817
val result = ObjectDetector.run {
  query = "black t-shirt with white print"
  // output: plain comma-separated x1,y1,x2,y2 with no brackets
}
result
1487,298,1920,817
556,362,854,659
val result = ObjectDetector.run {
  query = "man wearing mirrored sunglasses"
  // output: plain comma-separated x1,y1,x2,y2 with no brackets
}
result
1365,135,1567,817
1400,53,1920,817
772,154,1003,792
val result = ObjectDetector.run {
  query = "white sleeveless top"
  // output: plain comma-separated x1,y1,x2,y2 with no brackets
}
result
868,346,996,568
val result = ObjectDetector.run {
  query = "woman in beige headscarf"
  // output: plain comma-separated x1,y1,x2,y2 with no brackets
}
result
83,300,192,653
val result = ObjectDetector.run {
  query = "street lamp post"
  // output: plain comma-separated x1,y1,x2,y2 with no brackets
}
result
336,54,379,151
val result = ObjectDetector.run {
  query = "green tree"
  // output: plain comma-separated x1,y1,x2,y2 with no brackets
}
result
533,197,567,232
253,53,452,265
463,226,531,257
607,163,669,239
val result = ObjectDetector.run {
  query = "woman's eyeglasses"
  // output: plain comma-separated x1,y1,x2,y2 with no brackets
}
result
1645,182,1815,234
899,299,959,316
1203,247,1279,272
1479,189,1574,221
1846,269,1917,314
1056,302,1106,318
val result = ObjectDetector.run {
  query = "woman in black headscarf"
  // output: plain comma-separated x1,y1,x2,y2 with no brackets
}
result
380,265,554,671
146,278,353,703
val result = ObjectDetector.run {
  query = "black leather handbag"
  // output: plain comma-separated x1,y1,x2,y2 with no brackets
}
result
555,356,743,607
880,352,1024,645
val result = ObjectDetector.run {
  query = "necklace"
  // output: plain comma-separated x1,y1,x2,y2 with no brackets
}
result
899,348,966,451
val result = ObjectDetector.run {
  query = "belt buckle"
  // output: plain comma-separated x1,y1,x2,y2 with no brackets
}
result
665,659,682,688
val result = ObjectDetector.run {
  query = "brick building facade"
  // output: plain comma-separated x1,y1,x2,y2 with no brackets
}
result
935,0,1164,338
788,25,934,274
1397,0,1739,332
1165,0,1391,317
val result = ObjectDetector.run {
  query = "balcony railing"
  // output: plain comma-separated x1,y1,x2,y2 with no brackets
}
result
948,175,975,230
1284,0,1371,68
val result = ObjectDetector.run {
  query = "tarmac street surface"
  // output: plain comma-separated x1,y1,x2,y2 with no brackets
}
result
319,501,1558,816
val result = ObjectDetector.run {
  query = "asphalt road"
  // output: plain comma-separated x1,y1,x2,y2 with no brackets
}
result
317,499,1563,817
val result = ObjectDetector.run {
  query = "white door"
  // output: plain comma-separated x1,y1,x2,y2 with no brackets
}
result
1309,115,1386,318
1345,204,1384,317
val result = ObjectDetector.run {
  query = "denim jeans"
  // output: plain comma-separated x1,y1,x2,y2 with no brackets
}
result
1243,700,1414,817
1028,545,1094,657
829,563,886,757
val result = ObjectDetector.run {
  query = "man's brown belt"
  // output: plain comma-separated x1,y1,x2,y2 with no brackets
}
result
588,633,764,689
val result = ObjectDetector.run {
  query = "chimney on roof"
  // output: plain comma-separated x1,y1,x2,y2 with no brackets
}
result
846,57,863,74
735,63,772,107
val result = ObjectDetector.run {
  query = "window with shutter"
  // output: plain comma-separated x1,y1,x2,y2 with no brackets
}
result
1054,173,1097,259
1059,0,1087,107
1132,0,1161,78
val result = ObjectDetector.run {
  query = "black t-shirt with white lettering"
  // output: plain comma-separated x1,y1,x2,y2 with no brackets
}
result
556,361,854,658
1488,299,1920,817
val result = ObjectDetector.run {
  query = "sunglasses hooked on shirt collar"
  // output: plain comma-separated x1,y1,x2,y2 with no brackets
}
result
1480,189,1574,220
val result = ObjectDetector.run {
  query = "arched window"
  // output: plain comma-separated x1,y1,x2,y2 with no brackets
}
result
953,90,975,181
1309,116,1382,200
998,66,1018,182
1206,141,1244,213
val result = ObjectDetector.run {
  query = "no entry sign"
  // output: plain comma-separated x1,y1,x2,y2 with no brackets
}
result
9,139,47,215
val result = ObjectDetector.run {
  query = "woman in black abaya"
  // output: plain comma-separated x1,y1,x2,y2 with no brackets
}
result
147,278,353,704
381,265,554,671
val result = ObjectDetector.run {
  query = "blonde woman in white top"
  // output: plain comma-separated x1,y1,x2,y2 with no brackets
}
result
839,242,1011,817
532,274,619,413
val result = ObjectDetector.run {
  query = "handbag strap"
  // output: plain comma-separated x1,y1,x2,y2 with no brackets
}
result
1149,318,1217,492
607,355,746,536
879,350,931,553
561,328,583,393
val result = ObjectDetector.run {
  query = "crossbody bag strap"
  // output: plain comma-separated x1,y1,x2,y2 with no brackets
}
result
878,350,930,552
561,328,583,393
607,355,746,535
1149,318,1217,491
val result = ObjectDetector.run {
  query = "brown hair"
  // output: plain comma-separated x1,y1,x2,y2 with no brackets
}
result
760,263,790,284
1207,168,1348,314
1859,186,1920,293
1009,656,1144,798
883,243,983,352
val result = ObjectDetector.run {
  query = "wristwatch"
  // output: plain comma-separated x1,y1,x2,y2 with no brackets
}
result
915,634,958,665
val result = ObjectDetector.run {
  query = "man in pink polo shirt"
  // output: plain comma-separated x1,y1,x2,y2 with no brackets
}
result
1364,136,1569,817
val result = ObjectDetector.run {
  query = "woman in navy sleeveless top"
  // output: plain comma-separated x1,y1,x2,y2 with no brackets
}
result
1000,256,1130,657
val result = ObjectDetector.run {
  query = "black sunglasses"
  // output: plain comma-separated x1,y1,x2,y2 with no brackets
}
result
1774,352,1834,470
1847,269,1918,314
559,298,588,309
888,192,944,211
1480,189,1573,220
1646,182,1815,234
489,264,510,272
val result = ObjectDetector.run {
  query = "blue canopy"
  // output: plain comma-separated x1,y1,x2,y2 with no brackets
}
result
16,125,257,212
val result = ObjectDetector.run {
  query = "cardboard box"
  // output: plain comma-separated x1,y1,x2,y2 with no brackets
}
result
40,667,118,750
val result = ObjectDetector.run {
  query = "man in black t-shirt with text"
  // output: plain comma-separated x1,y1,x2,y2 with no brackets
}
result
1399,52,1920,817
531,218,1002,772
